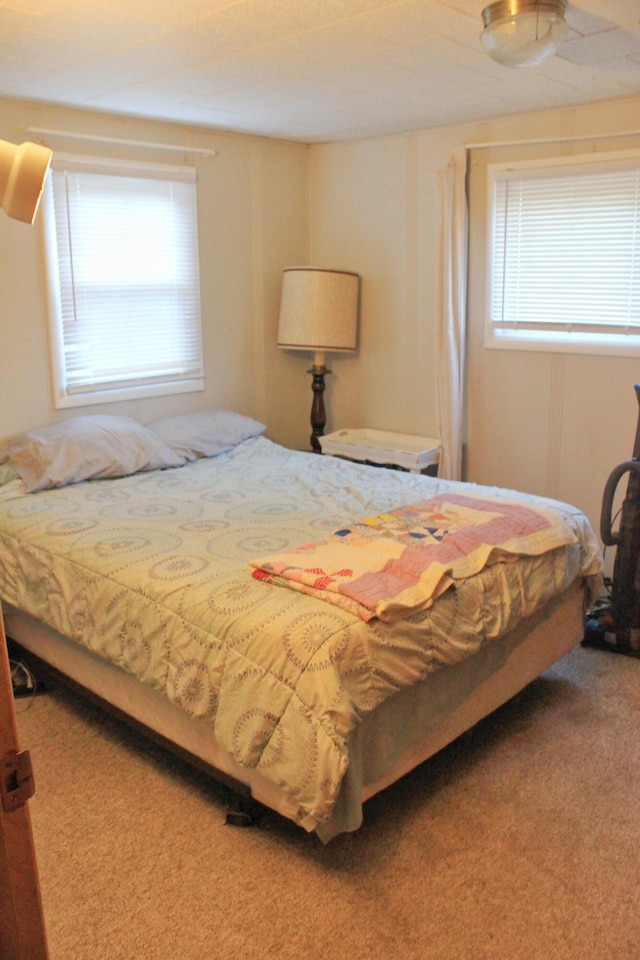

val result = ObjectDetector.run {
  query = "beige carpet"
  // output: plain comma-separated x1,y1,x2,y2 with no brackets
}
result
15,644,640,960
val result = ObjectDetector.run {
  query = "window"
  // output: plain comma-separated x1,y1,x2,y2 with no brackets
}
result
486,150,640,356
42,154,204,408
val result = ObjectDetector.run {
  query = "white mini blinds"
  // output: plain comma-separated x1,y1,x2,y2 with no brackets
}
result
486,150,640,356
43,155,204,407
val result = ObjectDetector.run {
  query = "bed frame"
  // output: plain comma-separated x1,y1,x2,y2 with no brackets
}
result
4,578,587,840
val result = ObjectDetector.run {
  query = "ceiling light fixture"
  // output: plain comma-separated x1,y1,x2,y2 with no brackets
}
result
480,0,568,68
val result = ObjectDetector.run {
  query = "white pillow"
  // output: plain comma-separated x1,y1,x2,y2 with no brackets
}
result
148,409,266,461
0,415,186,493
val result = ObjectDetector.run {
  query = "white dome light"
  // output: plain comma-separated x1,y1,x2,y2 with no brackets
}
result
481,0,568,68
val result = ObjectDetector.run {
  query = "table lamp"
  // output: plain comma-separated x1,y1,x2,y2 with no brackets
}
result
277,267,359,452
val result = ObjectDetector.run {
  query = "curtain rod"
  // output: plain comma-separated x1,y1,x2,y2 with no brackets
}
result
25,127,218,157
465,129,640,150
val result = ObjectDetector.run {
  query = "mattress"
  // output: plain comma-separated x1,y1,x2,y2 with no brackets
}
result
0,435,603,836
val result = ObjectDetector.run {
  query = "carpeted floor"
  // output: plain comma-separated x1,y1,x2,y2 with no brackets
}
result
15,644,640,960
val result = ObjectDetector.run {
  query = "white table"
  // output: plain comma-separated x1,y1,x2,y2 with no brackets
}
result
320,429,440,474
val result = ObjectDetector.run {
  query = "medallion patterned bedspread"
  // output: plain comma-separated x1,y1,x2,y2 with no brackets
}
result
0,436,602,832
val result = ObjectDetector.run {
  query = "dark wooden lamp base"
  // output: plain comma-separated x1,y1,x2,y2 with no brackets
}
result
309,364,329,453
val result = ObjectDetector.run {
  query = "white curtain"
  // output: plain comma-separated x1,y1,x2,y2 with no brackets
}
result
436,146,468,481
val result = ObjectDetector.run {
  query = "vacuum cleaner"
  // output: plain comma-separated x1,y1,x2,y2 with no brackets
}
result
584,383,640,657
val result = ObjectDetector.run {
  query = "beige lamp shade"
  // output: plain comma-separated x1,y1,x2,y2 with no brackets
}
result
0,139,52,224
277,267,359,366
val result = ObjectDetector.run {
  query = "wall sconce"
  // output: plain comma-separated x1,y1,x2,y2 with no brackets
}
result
480,0,568,68
0,139,52,224
277,267,360,453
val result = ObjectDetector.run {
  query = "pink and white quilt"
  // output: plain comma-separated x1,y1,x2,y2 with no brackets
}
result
250,491,580,622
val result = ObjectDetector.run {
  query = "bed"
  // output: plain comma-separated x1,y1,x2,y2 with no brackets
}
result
0,411,603,842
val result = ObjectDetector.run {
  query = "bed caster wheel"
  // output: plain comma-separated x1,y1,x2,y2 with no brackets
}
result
225,809,256,827
224,793,260,827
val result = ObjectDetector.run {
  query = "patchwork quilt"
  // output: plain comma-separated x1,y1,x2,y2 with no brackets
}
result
251,492,580,622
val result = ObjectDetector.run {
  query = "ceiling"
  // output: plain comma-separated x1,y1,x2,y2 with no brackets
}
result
1,0,640,143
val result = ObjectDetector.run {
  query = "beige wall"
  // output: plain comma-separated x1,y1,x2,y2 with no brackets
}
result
308,134,443,441
308,95,640,566
2,92,639,562
465,112,640,562
0,97,309,449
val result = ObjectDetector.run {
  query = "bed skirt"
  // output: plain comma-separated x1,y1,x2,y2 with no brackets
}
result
5,578,586,842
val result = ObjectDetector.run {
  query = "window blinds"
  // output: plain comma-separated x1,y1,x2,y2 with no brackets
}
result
489,154,640,347
46,156,204,404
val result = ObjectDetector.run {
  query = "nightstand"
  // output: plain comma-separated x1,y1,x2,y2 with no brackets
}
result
319,429,440,475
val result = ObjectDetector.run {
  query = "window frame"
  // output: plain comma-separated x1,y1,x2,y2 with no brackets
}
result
41,153,205,409
484,148,640,358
